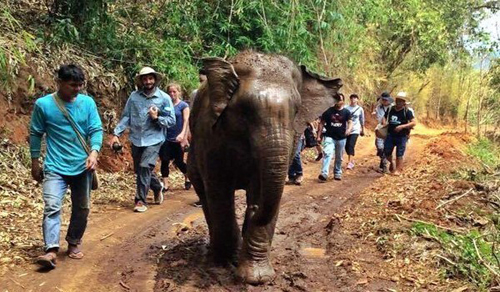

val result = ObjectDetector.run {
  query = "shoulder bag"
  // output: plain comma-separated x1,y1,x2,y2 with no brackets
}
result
53,94,99,190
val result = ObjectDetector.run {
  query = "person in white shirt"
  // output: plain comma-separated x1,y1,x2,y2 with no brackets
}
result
344,94,365,169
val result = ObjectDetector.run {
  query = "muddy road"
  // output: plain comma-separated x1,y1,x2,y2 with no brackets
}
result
0,128,437,292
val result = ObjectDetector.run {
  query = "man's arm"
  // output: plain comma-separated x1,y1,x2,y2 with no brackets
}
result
317,120,324,142
87,99,103,170
360,108,366,135
88,99,103,152
109,97,132,147
113,97,132,137
346,120,353,135
157,95,176,128
30,102,45,182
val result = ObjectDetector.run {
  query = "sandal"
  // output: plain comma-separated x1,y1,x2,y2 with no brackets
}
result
67,245,84,259
36,252,57,269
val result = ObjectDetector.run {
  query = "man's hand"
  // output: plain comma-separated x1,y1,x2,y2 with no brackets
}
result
180,138,189,148
394,125,405,133
31,159,43,183
86,150,98,171
360,129,365,137
109,135,120,148
317,135,322,143
148,106,159,120
175,133,184,143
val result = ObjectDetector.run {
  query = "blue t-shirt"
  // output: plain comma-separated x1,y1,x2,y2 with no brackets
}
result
166,100,188,142
30,93,103,175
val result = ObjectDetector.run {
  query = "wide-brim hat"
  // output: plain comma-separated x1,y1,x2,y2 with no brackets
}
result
395,91,410,102
134,67,163,88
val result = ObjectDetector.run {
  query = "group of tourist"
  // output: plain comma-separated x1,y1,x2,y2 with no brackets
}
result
29,64,203,268
29,64,416,269
287,90,416,185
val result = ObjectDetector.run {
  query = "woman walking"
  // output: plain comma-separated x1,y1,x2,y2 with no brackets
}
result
160,83,191,193
345,94,365,170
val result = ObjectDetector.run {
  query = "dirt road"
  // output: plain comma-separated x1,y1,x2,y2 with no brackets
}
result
1,126,438,292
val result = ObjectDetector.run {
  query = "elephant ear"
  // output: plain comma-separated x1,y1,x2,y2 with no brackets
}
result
294,65,342,133
202,57,240,126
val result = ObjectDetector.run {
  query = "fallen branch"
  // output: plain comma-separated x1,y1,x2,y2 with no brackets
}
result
9,277,25,289
395,214,465,234
119,280,130,290
473,238,500,278
436,254,457,266
436,188,474,209
100,232,114,241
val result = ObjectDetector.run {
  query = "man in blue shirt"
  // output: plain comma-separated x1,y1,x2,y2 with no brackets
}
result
110,67,175,212
30,64,103,269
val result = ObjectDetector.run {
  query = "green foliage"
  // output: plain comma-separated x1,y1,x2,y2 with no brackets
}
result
467,138,500,167
411,222,499,289
38,0,493,95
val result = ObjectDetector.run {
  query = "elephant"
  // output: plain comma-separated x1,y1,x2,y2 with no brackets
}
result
187,51,342,284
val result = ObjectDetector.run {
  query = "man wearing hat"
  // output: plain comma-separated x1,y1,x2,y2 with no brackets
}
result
110,67,176,212
382,91,416,175
373,91,393,172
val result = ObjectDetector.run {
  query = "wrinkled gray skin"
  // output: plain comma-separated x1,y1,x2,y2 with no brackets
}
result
187,51,342,284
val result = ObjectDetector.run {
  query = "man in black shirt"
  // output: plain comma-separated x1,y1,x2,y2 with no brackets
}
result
382,92,416,175
317,94,353,181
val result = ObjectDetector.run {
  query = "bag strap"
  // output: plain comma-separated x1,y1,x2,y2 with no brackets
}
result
386,106,392,119
351,106,361,115
52,93,91,155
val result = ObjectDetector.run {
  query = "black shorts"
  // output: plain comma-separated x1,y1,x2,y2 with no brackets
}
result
345,134,359,156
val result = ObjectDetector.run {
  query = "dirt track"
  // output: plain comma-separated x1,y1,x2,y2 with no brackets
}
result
0,127,438,292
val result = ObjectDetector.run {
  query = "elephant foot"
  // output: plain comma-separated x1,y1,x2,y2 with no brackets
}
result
236,258,276,285
213,249,239,268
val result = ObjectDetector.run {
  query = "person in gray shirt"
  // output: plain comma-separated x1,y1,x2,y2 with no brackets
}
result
372,92,393,173
110,67,175,212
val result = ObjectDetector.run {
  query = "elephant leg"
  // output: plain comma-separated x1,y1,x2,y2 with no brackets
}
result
187,164,213,238
237,179,282,284
206,185,240,266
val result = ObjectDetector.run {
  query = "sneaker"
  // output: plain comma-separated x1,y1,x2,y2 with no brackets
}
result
334,175,342,181
294,175,303,185
192,200,202,208
134,202,148,212
315,153,323,161
154,184,164,205
184,181,192,190
318,174,327,182
347,161,355,170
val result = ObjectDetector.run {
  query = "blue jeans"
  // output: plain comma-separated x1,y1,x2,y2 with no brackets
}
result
384,134,409,158
288,137,304,179
42,170,92,251
321,137,346,177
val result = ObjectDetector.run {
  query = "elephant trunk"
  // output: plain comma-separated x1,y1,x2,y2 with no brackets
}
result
257,127,291,221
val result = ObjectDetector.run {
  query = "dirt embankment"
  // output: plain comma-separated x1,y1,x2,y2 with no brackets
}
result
0,55,133,171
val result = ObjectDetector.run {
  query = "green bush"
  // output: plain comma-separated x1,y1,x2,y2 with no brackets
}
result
467,138,500,167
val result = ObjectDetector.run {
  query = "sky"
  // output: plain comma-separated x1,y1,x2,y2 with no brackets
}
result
481,10,500,43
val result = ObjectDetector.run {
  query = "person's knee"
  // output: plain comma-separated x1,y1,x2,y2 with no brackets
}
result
43,194,62,216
